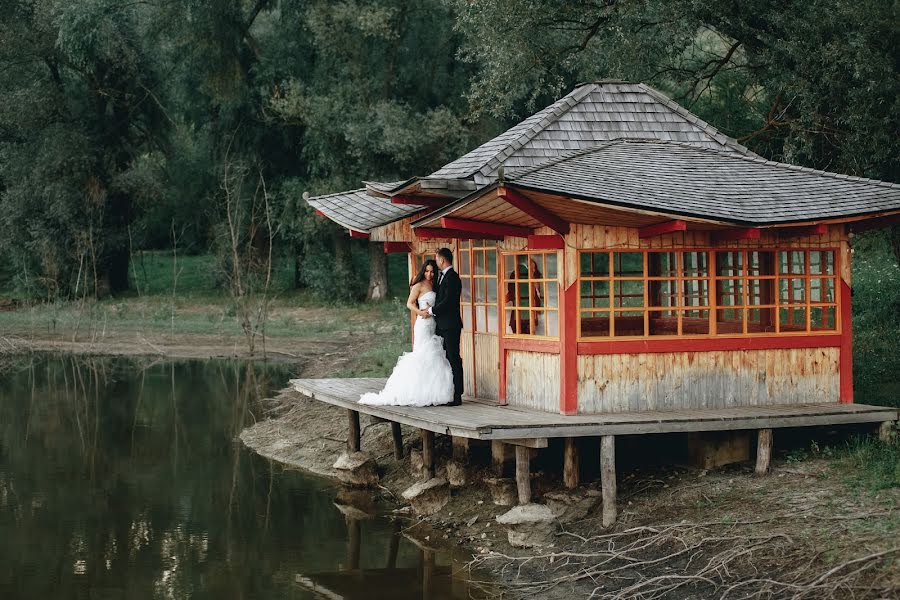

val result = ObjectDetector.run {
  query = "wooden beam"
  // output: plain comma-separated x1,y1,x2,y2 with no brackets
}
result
849,213,900,234
600,435,616,527
440,217,532,238
391,195,447,209
384,241,411,253
755,429,773,475
348,229,370,239
515,445,531,504
348,410,361,452
638,220,687,239
421,429,435,479
713,228,761,242
527,234,565,250
564,438,579,489
499,187,570,235
777,224,828,238
391,422,404,459
414,227,503,240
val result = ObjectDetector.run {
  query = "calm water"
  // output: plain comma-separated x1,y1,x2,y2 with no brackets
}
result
0,355,485,600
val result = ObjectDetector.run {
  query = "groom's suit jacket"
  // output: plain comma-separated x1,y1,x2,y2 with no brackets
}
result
431,267,463,333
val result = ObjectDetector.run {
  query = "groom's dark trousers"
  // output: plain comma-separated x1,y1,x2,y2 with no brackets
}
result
432,267,464,404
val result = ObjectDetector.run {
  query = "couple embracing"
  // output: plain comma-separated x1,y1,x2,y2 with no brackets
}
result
359,247,464,407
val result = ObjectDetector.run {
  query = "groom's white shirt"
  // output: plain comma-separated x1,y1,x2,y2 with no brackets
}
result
428,266,453,316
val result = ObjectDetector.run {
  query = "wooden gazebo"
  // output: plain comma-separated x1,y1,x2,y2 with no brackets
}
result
301,81,900,524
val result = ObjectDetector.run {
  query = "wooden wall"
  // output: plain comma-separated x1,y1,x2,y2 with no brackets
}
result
474,333,499,400
506,350,560,412
577,348,839,413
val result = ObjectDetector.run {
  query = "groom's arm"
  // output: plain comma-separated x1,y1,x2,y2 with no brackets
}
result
430,273,461,317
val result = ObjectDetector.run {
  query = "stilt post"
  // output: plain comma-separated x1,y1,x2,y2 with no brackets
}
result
600,435,617,527
348,409,361,452
515,445,531,505
421,429,435,479
391,422,404,459
491,440,507,476
452,436,470,461
755,428,773,475
879,421,896,444
564,437,579,489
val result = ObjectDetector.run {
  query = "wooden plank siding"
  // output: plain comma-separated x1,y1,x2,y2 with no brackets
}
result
474,333,500,400
577,347,839,414
506,350,560,411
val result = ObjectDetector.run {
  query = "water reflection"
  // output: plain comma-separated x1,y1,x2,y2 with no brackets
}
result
0,354,487,600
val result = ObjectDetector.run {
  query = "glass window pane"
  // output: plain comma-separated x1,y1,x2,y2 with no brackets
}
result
715,308,744,334
517,283,531,308
649,252,677,277
486,278,498,303
810,278,834,303
682,279,709,307
529,256,544,279
532,310,545,336
486,250,497,274
545,253,558,279
462,278,471,302
748,279,775,305
747,307,776,333
748,251,774,276
779,251,806,275
810,306,836,331
459,250,470,276
475,278,486,303
613,311,645,336
682,251,708,277
779,307,807,330
546,311,559,337
474,250,485,275
683,309,710,334
475,306,486,331
462,306,472,330
504,254,515,277
616,280,644,307
459,240,470,249
581,252,609,277
649,279,677,307
779,279,806,304
717,280,743,306
487,306,498,334
648,309,678,336
546,283,559,308
581,311,610,337
716,251,743,277
614,252,644,277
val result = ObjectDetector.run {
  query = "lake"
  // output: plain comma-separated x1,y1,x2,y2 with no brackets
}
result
0,354,488,600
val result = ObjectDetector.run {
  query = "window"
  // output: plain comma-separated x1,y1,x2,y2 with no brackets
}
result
578,249,837,338
503,252,559,338
460,240,499,333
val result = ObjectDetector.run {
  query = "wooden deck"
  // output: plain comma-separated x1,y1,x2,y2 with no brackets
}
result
291,378,898,441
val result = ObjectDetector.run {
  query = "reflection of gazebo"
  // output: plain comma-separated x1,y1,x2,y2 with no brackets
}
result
301,81,900,525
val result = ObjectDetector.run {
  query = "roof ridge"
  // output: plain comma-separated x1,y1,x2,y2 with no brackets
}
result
635,84,758,157
307,188,367,201
505,140,634,181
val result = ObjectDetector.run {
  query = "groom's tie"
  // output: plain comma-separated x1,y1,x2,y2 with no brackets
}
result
438,271,444,286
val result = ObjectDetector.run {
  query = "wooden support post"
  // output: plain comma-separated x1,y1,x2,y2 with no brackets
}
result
515,445,532,505
879,421,896,444
452,436,470,461
755,429,773,475
600,435,617,527
346,517,361,571
348,409,361,452
491,440,507,476
386,520,400,569
391,422,404,459
564,438,579,489
421,429,435,479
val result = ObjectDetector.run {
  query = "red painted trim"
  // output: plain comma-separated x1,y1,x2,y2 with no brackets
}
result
639,220,687,238
714,228,761,242
440,217,532,238
314,209,327,218
848,213,900,233
383,241,411,253
527,234,565,250
391,195,447,209
499,187,570,235
839,280,853,403
577,334,842,355
348,229,370,239
777,224,828,238
560,283,578,415
414,227,503,240
502,337,560,353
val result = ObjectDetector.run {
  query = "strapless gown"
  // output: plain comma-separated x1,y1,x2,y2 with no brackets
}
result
359,291,454,406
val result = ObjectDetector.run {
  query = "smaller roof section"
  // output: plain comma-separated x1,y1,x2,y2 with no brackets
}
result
307,188,425,234
503,140,900,225
428,81,756,187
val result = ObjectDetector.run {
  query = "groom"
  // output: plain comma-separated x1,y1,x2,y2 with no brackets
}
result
428,247,464,405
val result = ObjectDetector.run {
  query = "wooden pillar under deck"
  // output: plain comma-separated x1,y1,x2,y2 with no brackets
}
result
880,421,896,444
564,438,579,489
391,422,404,459
755,429,773,475
348,409,361,452
452,436,470,461
600,435,617,527
491,440,508,476
515,445,531,505
421,429,435,479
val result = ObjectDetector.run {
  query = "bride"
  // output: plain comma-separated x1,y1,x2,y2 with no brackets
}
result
359,259,454,406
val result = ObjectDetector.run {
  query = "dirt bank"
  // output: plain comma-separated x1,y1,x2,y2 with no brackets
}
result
242,386,899,600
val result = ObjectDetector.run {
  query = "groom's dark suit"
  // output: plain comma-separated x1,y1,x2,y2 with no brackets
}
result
431,267,464,404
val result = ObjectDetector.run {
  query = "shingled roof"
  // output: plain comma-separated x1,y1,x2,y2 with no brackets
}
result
306,189,423,233
427,81,756,187
496,140,900,225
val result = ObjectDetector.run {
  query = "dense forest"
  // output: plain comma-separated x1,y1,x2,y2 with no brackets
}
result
0,0,897,302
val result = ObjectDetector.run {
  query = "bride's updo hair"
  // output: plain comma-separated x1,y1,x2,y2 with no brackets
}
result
410,259,439,287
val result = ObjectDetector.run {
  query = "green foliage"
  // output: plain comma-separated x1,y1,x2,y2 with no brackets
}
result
836,436,900,494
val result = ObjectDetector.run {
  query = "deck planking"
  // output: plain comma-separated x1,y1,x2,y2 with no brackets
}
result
290,378,899,441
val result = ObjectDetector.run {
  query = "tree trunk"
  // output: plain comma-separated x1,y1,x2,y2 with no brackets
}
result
367,242,388,301
293,242,306,289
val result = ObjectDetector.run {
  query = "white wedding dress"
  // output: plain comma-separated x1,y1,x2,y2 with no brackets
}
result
359,290,454,406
